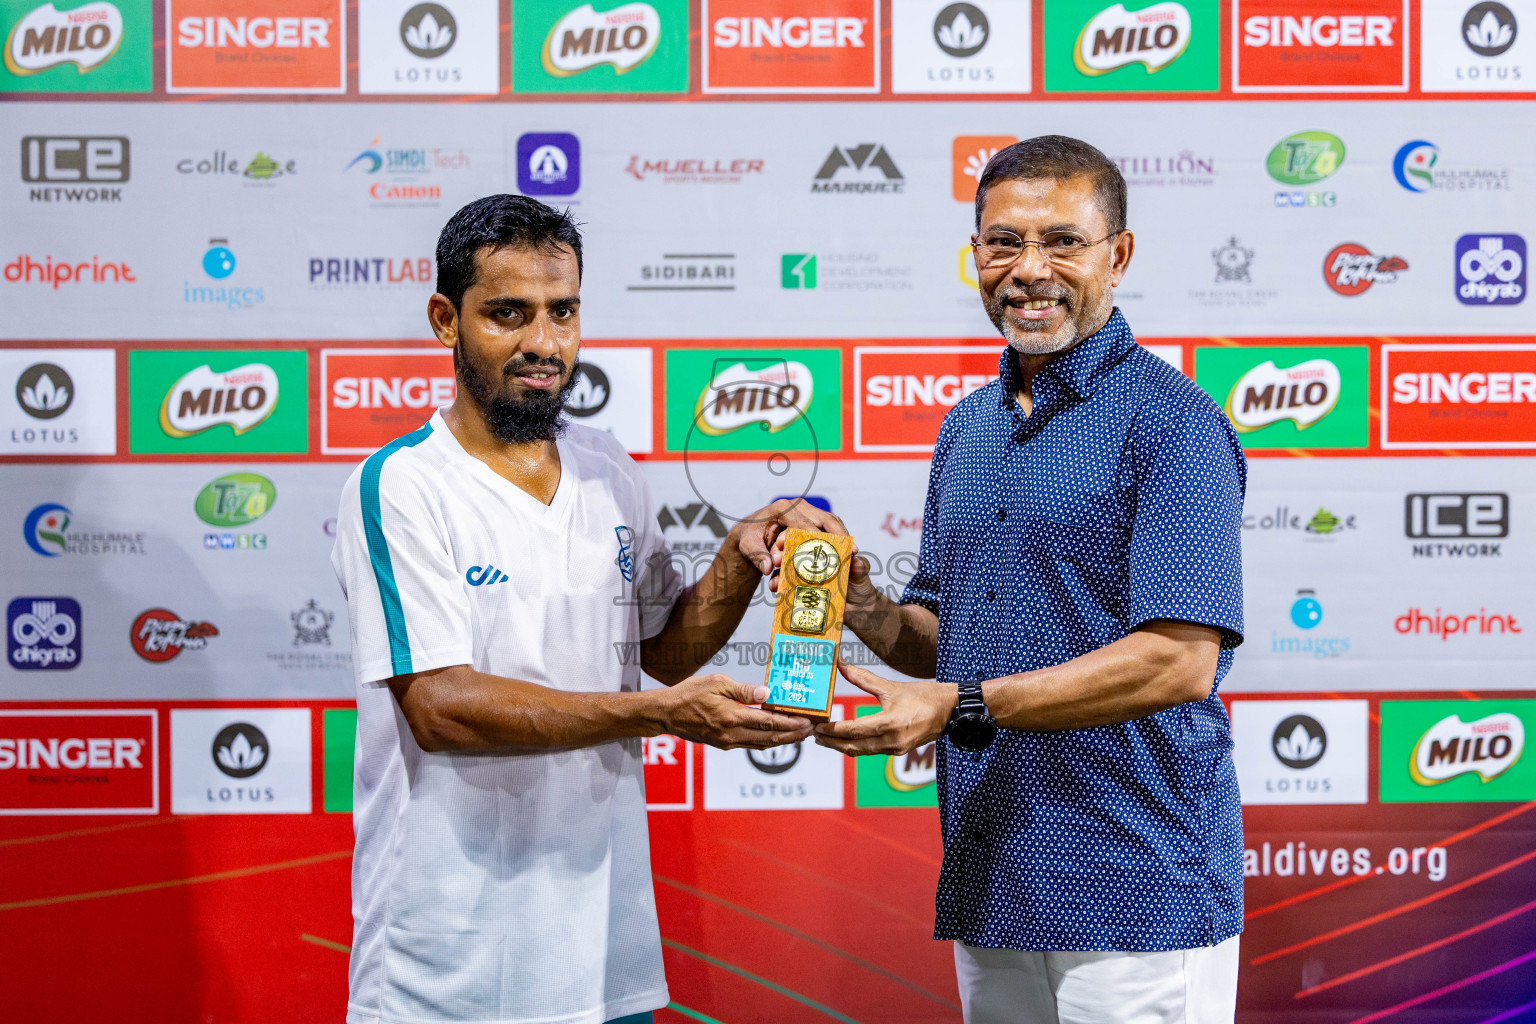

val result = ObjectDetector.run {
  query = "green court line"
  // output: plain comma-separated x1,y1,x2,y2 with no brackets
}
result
661,937,864,1024
667,1002,728,1024
301,933,352,954
655,874,957,1011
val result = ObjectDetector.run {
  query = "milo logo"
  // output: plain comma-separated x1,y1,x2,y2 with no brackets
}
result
1410,712,1525,786
543,2,660,76
1225,358,1340,431
885,742,937,791
697,360,812,436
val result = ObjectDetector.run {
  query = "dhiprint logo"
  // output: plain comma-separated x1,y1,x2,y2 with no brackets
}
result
159,363,279,437
464,564,509,586
564,361,609,417
3,253,134,288
1225,358,1341,431
400,2,453,57
1411,712,1523,784
5,1,123,75
1324,243,1407,295
212,722,267,778
21,136,128,203
1273,713,1326,769
7,597,81,670
16,362,72,418
614,525,635,581
290,598,333,646
1074,1,1192,75
1455,234,1525,306
1393,140,1438,191
1464,1,1517,55
130,608,218,662
934,2,987,55
544,1,660,75
811,143,903,194
1394,606,1521,641
517,132,580,197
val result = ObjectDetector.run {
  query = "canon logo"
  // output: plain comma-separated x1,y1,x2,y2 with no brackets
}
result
175,16,331,48
331,375,454,410
864,373,989,407
712,16,865,48
0,736,143,770
1242,15,1394,47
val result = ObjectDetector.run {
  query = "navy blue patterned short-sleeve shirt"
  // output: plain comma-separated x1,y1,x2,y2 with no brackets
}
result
902,308,1247,953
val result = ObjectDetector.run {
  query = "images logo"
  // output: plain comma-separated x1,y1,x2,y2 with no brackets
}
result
195,472,275,527
130,607,218,662
1224,358,1340,431
704,0,879,92
1269,588,1351,659
1044,0,1216,91
1196,345,1368,448
1075,1,1191,74
7,597,80,669
2,1,149,92
129,349,308,454
1382,344,1536,449
1455,234,1525,305
184,238,265,311
21,135,128,202
1381,700,1536,803
664,348,840,453
1393,140,1437,191
16,362,71,418
811,143,903,193
1324,243,1407,295
159,362,278,437
513,0,686,92
1233,1,1407,92
951,134,1016,201
517,132,580,196
167,0,345,93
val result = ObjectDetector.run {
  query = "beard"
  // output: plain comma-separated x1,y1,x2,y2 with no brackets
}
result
983,282,1113,356
453,340,578,445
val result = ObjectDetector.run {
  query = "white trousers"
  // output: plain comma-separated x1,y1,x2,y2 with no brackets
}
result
954,935,1240,1024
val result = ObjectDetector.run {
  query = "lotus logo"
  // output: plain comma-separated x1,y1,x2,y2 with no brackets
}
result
1392,140,1438,193
16,362,72,419
401,3,456,58
212,723,268,779
1272,714,1326,769
1074,2,1192,75
696,360,813,435
3,2,124,76
1410,712,1524,785
1225,359,1341,431
1463,2,1516,57
543,2,661,76
933,2,988,57
564,362,610,417
747,741,801,774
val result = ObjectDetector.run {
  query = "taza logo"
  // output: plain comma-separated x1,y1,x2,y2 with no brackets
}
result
1266,131,1345,184
1463,2,1516,56
543,2,659,75
400,3,454,57
1225,358,1340,431
1410,712,1523,784
696,360,812,435
212,722,267,778
1455,234,1525,305
4,1,122,75
1324,243,1407,295
1272,714,1326,769
195,472,275,527
934,2,987,56
1074,1,1191,74
7,597,80,669
16,362,72,418
130,607,218,661
159,363,279,437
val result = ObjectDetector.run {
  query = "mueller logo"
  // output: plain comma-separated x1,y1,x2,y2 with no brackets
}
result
696,360,812,435
21,136,128,203
880,512,922,538
624,155,764,183
3,253,134,288
174,14,331,49
811,143,903,194
1324,244,1407,295
8,597,80,669
130,607,218,661
1394,606,1521,641
465,564,509,586
321,348,454,455
159,362,278,437
1406,493,1507,558
4,1,123,75
1225,358,1340,431
543,2,660,75
1411,712,1524,785
1382,345,1536,449
1074,2,1191,75
1455,234,1525,306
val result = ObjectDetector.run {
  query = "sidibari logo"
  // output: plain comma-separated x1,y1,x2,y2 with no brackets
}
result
1266,131,1345,185
543,2,660,75
1324,243,1407,295
1410,712,1524,785
1225,358,1339,431
212,722,267,778
1455,234,1525,306
1074,2,1191,75
7,597,80,669
130,607,218,662
4,1,122,75
194,472,275,527
16,362,72,418
696,360,812,435
158,363,279,437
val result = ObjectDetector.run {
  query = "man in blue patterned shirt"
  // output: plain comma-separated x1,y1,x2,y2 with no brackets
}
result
812,137,1247,1022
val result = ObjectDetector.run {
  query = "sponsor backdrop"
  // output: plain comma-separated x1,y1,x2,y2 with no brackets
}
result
1,1,1534,1023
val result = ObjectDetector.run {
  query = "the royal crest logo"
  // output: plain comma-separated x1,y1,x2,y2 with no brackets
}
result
1074,2,1191,75
130,607,218,662
1225,358,1340,431
543,2,660,75
290,599,333,646
696,360,813,435
1323,243,1407,295
4,1,122,75
1410,712,1524,785
158,362,279,437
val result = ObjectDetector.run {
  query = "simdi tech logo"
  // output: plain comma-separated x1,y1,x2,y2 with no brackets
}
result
891,0,1032,94
1380,700,1535,803
1382,344,1536,449
1043,0,1219,92
1195,345,1369,448
0,0,150,92
1232,0,1408,92
704,0,879,93
128,349,308,454
166,0,345,93
664,348,841,453
511,0,688,93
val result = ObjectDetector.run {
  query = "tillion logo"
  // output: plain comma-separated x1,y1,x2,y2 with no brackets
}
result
811,143,903,194
1225,358,1340,432
1324,244,1407,296
1464,2,1517,57
564,362,609,417
159,363,279,438
400,3,454,58
1074,2,1191,75
1411,712,1524,785
696,360,812,435
1455,234,1525,306
130,608,218,662
886,742,936,790
4,1,123,75
1272,714,1326,770
543,2,660,75
16,362,72,418
212,723,268,779
7,597,80,670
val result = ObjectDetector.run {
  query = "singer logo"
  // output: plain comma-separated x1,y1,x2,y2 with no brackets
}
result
1382,344,1536,449
704,0,878,92
159,363,278,437
1074,1,1192,74
1224,358,1340,431
1233,0,1407,92
166,0,345,92
1410,713,1524,785
855,346,998,452
543,2,660,75
321,349,455,455
0,710,157,814
642,734,694,809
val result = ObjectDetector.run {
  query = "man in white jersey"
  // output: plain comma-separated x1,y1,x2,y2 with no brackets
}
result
332,195,834,1024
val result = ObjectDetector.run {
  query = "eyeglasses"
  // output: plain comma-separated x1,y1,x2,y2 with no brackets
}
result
971,230,1119,270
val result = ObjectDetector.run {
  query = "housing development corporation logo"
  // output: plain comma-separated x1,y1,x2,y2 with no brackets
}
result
1455,234,1525,305
517,132,580,196
130,607,218,662
21,135,128,203
1233,0,1407,92
1381,700,1536,803
811,143,903,193
1323,243,1408,295
2,0,149,92
704,0,879,92
7,597,81,670
1044,0,1216,91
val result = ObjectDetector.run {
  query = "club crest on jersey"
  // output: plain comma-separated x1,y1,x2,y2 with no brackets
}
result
614,525,635,581
465,564,509,586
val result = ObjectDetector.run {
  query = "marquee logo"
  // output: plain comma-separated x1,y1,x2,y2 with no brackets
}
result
130,607,218,662
4,1,121,74
696,360,812,435
159,363,278,437
1225,358,1340,431
1233,0,1407,91
7,597,80,670
704,0,878,92
1455,234,1525,306
1074,1,1191,74
1410,712,1524,784
1324,243,1407,295
544,1,659,75
811,143,903,193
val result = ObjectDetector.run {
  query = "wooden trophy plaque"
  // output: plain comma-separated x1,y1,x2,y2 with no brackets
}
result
762,528,856,720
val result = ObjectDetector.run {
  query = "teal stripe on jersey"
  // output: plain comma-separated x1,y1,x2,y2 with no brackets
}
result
360,421,435,675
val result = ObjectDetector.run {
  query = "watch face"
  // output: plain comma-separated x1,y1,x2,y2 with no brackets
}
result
949,712,998,752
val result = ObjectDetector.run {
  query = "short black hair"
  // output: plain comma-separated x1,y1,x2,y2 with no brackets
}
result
974,135,1127,236
435,194,583,309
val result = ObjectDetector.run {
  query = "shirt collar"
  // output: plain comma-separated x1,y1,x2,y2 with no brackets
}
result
997,307,1137,407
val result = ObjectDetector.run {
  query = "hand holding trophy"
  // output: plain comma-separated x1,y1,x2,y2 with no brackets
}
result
762,529,856,720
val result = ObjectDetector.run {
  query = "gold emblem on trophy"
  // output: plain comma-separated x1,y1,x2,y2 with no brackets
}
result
764,528,855,720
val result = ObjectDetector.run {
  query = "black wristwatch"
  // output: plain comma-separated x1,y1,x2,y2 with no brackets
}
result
946,678,998,752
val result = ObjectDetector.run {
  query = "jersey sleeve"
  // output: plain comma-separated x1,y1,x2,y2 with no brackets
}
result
333,452,474,684
628,467,683,640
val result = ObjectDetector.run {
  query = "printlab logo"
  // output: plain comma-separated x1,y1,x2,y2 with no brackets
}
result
185,238,264,311
1272,714,1326,770
1455,234,1525,306
130,607,218,662
1406,492,1506,558
16,362,72,418
7,597,80,670
564,361,609,416
934,2,987,55
1324,243,1407,295
212,722,267,779
811,144,904,194
1464,1,1517,55
290,599,332,645
401,3,454,56
517,132,580,197
21,136,128,202
1270,588,1351,659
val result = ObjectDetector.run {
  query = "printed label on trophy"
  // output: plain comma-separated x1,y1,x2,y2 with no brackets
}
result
767,636,836,710
792,537,840,583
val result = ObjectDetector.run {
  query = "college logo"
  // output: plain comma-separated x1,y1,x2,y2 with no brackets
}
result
704,0,879,92
195,472,275,528
1044,0,1216,91
1234,1,1407,92
130,608,218,662
665,348,840,453
1323,243,1407,295
21,135,127,202
811,143,903,193
1197,345,1368,448
514,0,686,92
855,346,997,452
175,150,296,184
166,0,346,93
7,597,80,670
1232,700,1369,804
517,132,580,196
951,134,1016,201
129,349,307,454
1382,344,1536,449
1244,504,1357,537
2,0,149,92
0,709,157,814
1406,493,1506,559
1381,700,1536,803
171,708,311,813
358,0,498,94
1455,234,1525,305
